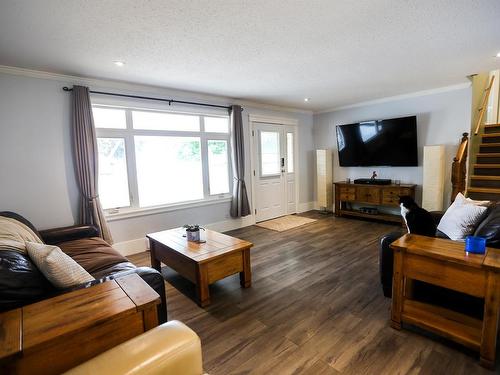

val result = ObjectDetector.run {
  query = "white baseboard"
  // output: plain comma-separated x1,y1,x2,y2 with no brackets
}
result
298,201,317,213
203,215,256,232
113,237,150,256
113,215,256,256
113,206,320,256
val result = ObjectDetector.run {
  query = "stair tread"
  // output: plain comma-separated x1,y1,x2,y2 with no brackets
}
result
470,175,500,180
474,164,500,168
485,123,500,127
468,187,500,194
482,133,500,137
477,153,500,157
480,143,500,147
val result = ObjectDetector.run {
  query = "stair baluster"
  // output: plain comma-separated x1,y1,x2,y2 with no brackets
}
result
451,132,469,203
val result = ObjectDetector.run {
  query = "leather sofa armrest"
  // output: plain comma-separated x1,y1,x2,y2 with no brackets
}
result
379,231,403,298
53,266,168,324
97,266,168,324
63,321,203,375
40,225,101,245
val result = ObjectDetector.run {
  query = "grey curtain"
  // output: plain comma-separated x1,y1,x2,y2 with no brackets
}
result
229,105,251,217
72,86,113,244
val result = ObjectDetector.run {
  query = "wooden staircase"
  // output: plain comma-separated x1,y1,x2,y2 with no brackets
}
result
467,74,500,201
469,123,500,201
451,74,500,203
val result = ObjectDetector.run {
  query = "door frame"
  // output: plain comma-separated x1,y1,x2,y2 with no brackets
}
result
248,114,299,221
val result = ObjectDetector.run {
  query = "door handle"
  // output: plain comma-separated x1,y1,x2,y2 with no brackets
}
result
281,157,285,168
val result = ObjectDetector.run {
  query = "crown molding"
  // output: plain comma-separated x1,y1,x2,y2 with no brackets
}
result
0,65,313,115
314,82,472,115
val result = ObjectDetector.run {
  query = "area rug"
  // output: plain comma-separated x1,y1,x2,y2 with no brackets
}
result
255,215,317,232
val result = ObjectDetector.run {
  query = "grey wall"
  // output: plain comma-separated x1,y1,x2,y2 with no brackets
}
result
1,68,469,242
0,73,79,228
0,71,314,241
313,87,472,208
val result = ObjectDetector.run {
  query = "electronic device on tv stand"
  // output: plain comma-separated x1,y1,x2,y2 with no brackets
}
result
354,178,392,185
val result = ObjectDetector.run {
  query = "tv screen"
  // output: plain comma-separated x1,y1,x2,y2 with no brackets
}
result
336,115,418,167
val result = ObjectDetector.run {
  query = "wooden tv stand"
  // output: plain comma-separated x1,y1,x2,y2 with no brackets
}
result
333,181,416,223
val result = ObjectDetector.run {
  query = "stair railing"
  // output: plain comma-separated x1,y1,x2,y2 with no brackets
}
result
451,132,469,202
474,75,495,135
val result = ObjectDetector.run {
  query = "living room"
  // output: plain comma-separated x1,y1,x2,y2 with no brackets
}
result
1,1,500,374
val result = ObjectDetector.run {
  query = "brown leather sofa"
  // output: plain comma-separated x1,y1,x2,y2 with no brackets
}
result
0,211,167,323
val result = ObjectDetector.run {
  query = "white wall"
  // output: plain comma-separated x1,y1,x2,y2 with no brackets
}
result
0,73,79,228
0,70,314,246
313,86,472,209
0,66,471,250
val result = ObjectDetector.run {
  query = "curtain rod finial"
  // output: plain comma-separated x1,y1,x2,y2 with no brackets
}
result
62,86,72,92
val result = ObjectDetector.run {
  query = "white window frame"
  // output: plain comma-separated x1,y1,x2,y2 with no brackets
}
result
92,103,232,220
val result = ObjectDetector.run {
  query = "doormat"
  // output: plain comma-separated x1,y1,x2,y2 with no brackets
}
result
255,215,317,232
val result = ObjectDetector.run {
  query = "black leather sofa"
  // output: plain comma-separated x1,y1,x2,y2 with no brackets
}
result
0,211,167,323
379,204,500,318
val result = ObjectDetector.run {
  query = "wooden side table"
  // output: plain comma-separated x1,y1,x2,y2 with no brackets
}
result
0,273,160,375
390,234,500,369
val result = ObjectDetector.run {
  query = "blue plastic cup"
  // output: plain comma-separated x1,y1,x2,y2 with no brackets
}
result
465,236,486,254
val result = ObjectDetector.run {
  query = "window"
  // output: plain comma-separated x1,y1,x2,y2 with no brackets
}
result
286,132,294,173
93,107,126,129
207,140,230,195
135,136,203,207
132,111,200,132
92,105,231,213
205,117,229,133
97,138,130,209
260,131,281,176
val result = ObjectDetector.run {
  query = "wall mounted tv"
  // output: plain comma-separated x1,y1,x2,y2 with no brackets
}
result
336,115,418,167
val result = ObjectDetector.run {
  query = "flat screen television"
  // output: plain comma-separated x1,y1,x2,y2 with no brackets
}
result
336,115,418,167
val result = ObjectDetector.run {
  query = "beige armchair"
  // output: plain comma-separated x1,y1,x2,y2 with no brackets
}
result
64,321,203,375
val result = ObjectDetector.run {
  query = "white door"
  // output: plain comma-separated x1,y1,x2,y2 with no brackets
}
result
253,123,297,222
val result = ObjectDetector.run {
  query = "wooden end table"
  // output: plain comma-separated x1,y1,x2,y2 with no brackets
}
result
390,234,500,369
0,273,160,375
147,227,253,307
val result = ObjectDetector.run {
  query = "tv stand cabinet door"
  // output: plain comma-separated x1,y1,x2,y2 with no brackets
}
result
355,186,381,204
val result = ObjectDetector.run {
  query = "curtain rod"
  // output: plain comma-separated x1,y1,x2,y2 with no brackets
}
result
62,87,232,110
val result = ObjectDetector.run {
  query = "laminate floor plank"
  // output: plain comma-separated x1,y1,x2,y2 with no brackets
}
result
128,212,497,374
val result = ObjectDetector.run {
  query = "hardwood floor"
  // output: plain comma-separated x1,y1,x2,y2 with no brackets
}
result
128,212,497,374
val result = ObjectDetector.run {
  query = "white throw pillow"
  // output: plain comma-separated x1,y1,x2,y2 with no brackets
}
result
25,242,94,288
437,194,488,241
461,193,491,207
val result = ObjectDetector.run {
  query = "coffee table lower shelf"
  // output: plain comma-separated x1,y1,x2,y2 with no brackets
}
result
390,234,500,370
398,299,482,351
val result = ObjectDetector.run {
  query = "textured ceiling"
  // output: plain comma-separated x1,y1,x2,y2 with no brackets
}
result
1,0,500,111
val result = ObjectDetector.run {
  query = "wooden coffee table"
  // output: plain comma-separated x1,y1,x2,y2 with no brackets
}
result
390,234,500,369
147,228,253,307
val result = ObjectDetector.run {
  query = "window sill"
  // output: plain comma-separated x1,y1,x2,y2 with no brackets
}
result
105,196,232,222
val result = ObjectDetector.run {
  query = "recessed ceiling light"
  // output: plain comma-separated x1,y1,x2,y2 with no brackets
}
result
113,61,125,67
304,98,310,102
